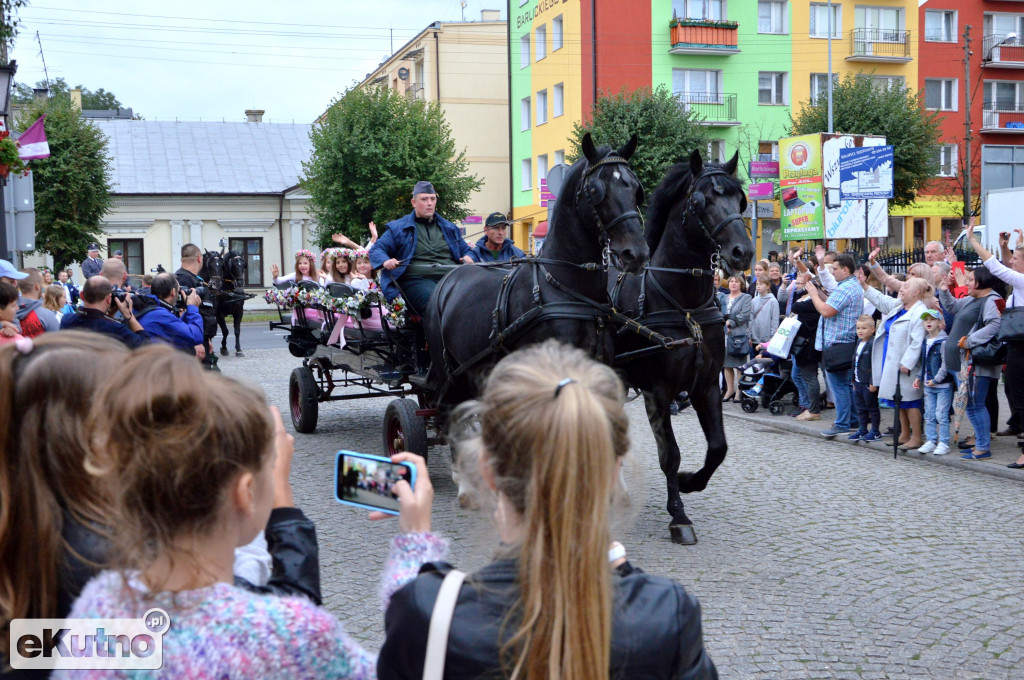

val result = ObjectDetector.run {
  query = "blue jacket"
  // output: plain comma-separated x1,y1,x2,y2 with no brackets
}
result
920,332,952,386
135,296,204,353
369,212,471,301
81,257,103,279
468,235,526,263
60,308,151,348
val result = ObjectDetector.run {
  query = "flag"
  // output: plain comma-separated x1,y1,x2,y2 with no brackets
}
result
18,116,49,160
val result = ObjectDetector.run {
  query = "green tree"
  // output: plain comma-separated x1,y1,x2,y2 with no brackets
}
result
16,96,113,270
13,77,128,111
791,73,942,208
302,87,482,246
568,86,709,206
1,1,30,49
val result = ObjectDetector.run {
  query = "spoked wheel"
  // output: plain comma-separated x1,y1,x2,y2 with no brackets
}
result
289,366,319,433
383,398,428,458
740,397,758,413
769,400,786,416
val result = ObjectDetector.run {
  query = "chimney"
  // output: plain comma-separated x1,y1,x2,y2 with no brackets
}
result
481,9,500,22
245,109,265,123
33,88,48,103
70,88,82,110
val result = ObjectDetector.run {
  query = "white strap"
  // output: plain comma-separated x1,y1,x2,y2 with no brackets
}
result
422,569,467,680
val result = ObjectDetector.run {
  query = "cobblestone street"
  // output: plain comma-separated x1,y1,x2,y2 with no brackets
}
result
223,343,1024,679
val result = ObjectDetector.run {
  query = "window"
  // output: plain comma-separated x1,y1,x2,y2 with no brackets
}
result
925,79,957,111
107,239,143,278
537,154,549,187
708,140,726,163
520,35,530,69
935,145,957,177
984,13,1024,42
228,238,264,287
553,83,564,117
809,3,840,38
984,81,1022,110
521,96,531,131
810,73,839,103
535,25,547,61
855,6,903,32
522,158,532,190
672,69,721,102
554,149,565,166
552,16,563,51
536,89,548,125
758,72,786,105
758,1,786,34
757,141,779,162
858,74,905,91
924,10,956,42
672,0,723,21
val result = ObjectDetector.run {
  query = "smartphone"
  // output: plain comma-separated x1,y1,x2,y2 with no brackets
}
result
334,450,415,516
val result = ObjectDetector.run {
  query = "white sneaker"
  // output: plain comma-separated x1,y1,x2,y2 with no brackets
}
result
917,441,937,454
932,442,950,456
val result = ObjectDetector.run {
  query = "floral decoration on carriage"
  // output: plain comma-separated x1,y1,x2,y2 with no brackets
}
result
264,285,408,328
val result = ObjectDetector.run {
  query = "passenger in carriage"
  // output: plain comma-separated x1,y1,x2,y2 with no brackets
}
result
321,249,370,291
468,212,526,263
354,252,377,289
271,249,321,286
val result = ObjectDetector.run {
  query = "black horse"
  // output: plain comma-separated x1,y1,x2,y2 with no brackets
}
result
611,150,753,545
425,133,650,413
202,249,249,357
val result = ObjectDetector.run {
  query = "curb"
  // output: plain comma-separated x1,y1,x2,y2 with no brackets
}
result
726,408,1024,484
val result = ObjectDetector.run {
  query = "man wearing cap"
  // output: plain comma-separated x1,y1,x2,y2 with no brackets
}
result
0,258,27,287
82,243,103,279
468,212,526,263
369,181,474,315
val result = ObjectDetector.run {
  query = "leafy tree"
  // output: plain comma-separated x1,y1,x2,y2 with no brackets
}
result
302,86,482,247
13,77,127,111
791,73,942,208
568,86,709,206
15,96,113,270
1,0,30,48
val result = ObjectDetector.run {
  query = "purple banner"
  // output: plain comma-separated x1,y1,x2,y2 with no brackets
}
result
748,161,780,179
541,191,556,200
747,182,774,200
463,216,482,224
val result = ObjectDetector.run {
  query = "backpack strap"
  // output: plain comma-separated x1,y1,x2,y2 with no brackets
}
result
422,569,467,680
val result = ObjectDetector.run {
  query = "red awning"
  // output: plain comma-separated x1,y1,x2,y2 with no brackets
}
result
532,221,548,237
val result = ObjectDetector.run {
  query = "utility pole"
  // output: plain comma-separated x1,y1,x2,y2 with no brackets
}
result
827,0,834,133
963,24,973,223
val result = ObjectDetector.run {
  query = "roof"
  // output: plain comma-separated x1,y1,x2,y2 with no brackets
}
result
93,120,313,195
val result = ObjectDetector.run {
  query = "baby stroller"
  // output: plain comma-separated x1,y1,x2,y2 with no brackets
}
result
738,356,799,416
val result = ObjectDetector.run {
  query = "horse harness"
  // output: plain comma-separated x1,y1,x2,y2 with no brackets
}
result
575,155,645,268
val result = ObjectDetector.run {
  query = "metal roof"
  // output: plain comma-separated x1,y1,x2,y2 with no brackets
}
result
93,120,313,195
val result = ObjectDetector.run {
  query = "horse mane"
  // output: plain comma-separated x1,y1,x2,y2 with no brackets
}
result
643,159,744,252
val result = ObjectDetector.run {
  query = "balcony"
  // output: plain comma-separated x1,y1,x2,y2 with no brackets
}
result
675,92,739,126
669,19,740,55
981,105,1024,133
846,28,912,63
982,34,1024,69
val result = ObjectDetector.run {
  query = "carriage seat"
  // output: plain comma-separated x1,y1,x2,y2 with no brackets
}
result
327,282,358,298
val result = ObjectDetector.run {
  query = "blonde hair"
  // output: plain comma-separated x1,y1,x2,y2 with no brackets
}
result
906,262,934,285
43,285,65,312
452,341,629,680
87,345,273,587
903,276,936,308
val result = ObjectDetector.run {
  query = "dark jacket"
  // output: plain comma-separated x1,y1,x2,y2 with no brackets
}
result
790,297,821,363
920,333,952,385
135,295,204,352
468,235,526,263
378,559,717,680
234,507,323,604
81,257,103,279
59,307,151,348
369,212,472,301
853,339,873,384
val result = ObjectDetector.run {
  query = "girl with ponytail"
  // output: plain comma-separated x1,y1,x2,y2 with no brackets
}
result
379,340,717,680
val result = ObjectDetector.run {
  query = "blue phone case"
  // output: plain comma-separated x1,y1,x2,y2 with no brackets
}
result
334,450,416,516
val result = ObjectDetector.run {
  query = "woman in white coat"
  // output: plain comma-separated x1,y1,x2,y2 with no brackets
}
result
861,277,933,449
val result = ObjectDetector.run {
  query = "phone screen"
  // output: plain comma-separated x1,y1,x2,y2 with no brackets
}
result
334,451,415,516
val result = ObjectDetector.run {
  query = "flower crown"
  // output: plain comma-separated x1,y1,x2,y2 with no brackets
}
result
334,248,358,260
354,248,369,259
295,249,316,261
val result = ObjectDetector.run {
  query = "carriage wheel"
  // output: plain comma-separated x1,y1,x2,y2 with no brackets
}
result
769,400,786,416
289,367,319,433
740,397,758,414
383,398,428,458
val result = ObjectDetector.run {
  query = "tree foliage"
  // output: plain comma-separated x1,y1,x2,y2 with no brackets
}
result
1,0,30,46
13,77,128,111
16,96,113,270
569,86,709,206
791,73,942,208
302,86,482,247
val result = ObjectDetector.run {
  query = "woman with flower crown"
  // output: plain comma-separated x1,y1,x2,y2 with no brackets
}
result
271,249,321,286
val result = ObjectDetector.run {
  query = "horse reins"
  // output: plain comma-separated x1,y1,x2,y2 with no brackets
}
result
574,154,644,266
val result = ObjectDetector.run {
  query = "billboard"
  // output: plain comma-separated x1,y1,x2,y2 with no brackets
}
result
779,133,824,240
839,145,894,200
823,134,888,240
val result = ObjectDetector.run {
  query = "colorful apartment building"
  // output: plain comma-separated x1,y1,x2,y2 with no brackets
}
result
899,0,1024,247
510,0,923,251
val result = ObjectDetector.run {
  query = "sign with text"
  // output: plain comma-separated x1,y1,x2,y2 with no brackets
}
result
748,161,780,179
747,182,774,200
779,133,824,241
839,145,894,200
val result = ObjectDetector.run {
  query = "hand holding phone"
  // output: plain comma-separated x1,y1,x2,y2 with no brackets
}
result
335,451,415,516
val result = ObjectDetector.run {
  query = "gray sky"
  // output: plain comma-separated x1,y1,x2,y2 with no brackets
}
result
10,1,506,123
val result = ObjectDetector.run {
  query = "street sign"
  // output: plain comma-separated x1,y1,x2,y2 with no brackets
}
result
4,171,35,253
748,161,780,179
546,164,568,196
839,145,894,200
748,182,774,200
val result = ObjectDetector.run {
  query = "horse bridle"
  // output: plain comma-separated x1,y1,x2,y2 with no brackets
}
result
574,155,645,254
684,166,748,253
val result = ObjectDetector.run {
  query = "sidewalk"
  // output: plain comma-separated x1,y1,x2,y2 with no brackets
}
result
723,387,1024,484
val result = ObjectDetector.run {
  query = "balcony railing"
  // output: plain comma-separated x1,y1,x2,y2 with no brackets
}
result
675,92,739,126
669,19,740,55
982,34,1024,68
847,28,912,62
981,104,1024,132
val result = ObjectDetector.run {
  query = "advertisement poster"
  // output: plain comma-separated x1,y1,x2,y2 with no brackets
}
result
822,134,888,240
779,133,825,240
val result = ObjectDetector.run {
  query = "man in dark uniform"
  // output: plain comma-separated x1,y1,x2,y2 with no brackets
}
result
175,243,218,369
82,243,103,279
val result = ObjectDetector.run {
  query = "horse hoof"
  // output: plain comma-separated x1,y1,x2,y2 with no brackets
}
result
670,523,698,545
235,351,245,357
220,348,228,356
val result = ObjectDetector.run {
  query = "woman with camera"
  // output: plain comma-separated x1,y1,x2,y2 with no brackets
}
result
377,341,717,680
